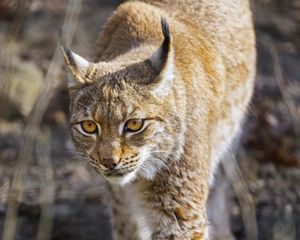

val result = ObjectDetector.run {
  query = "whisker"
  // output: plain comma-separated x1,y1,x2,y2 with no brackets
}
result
152,157,171,175
86,88,97,103
149,150,170,154
138,158,160,179
77,101,91,109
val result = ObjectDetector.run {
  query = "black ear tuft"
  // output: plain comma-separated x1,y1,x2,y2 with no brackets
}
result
59,26,77,69
145,17,172,76
61,45,76,69
161,17,171,53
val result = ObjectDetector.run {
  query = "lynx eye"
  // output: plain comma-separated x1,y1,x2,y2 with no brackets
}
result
125,119,144,132
80,120,98,134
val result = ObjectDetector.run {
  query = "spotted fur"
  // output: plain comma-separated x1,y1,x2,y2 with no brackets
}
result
62,0,256,239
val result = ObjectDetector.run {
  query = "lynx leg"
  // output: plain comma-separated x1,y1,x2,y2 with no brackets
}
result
108,186,138,240
207,169,234,240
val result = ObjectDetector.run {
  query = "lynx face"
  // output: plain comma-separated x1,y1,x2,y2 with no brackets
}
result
64,20,185,185
70,73,183,185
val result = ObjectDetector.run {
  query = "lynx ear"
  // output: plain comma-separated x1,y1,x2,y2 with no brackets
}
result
146,18,174,98
60,45,95,87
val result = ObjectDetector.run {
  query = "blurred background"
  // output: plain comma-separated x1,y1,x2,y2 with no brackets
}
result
0,0,299,239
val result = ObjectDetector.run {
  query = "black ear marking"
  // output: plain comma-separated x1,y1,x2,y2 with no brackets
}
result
145,17,172,76
59,27,77,69
61,45,77,69
160,17,171,65
161,17,171,53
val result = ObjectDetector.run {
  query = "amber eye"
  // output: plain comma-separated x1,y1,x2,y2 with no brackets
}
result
125,119,144,132
80,120,98,134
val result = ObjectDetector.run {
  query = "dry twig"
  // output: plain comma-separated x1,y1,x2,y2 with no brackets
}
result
36,130,55,240
222,152,258,240
2,0,82,239
268,36,300,164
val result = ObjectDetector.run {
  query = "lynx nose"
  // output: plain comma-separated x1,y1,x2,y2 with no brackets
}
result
102,157,119,170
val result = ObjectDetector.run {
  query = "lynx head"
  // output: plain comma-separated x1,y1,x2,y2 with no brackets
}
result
61,19,185,185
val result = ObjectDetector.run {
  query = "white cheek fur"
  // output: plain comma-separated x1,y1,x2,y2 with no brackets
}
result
118,122,125,136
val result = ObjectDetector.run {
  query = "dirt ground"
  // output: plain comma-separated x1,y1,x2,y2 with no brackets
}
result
0,0,300,240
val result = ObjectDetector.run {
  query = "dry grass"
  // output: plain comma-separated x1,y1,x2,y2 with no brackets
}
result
268,36,300,164
223,152,258,240
1,0,82,239
267,36,298,240
36,130,55,240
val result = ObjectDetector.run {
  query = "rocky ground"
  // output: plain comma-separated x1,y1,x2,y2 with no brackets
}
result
0,0,299,240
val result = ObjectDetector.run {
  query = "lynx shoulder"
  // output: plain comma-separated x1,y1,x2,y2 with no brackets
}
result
61,0,255,239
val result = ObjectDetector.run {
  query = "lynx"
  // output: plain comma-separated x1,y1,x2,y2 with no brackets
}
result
61,0,256,239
